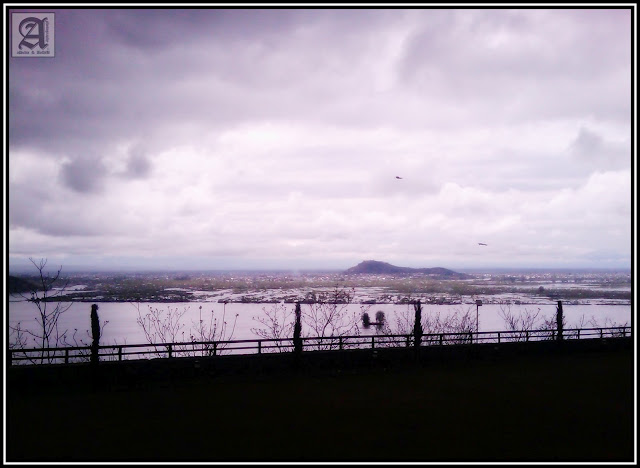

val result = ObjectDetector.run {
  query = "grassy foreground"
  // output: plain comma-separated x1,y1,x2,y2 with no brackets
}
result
6,347,634,462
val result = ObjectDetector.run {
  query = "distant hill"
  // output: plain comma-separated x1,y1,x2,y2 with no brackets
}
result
8,275,41,294
344,260,470,278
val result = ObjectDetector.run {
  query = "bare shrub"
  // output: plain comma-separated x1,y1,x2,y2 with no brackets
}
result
588,316,630,338
392,305,415,336
565,314,587,340
387,305,476,346
438,306,476,345
135,304,189,357
190,304,239,355
250,287,365,352
251,302,296,353
135,303,238,358
302,285,362,350
9,322,29,351
498,303,544,342
306,286,364,349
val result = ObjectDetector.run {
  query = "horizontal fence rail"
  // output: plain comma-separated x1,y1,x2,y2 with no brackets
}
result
8,326,632,366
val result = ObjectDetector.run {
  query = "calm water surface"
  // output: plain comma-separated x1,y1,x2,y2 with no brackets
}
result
8,299,632,348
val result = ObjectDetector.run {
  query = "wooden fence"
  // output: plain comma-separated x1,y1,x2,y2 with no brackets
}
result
8,326,632,366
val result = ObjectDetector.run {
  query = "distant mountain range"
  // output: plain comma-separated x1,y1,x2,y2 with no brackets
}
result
344,260,470,278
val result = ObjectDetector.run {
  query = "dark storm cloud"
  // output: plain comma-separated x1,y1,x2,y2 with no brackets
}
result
60,155,107,193
102,8,309,49
8,8,408,155
9,8,631,156
121,145,152,179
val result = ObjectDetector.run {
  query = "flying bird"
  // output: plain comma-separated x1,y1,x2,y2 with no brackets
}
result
478,243,488,246
395,176,403,179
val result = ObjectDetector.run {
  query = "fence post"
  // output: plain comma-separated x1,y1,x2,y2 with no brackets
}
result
90,304,100,364
498,332,500,344
556,301,564,342
525,331,529,342
293,302,302,356
65,349,69,364
440,334,443,346
168,344,173,358
413,302,423,350
258,341,262,354
577,329,580,340
339,337,343,350
213,342,217,356
118,346,123,361
371,336,375,349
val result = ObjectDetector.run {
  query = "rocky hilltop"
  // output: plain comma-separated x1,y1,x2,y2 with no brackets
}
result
344,260,470,278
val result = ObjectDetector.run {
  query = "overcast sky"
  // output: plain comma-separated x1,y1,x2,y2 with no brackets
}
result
7,8,634,272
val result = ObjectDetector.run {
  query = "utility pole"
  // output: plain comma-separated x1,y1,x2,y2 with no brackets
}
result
475,299,482,344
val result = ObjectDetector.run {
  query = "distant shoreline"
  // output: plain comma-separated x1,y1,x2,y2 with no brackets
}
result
9,268,632,305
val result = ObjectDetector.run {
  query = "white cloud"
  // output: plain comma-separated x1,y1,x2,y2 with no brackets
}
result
7,8,632,270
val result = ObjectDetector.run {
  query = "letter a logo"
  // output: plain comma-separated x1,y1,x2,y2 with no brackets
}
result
18,17,48,50
12,12,55,57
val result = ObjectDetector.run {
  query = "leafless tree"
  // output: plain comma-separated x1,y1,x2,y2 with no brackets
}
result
251,302,296,353
136,304,187,343
135,303,238,358
564,313,587,339
135,304,189,357
302,285,362,350
9,258,73,364
588,317,630,338
391,305,415,337
253,287,371,352
435,306,476,344
498,303,544,342
8,322,29,351
189,305,239,356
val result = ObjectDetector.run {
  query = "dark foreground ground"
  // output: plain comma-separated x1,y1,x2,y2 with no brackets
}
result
6,341,635,462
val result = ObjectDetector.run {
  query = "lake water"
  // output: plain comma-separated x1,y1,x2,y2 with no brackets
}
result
8,298,632,350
